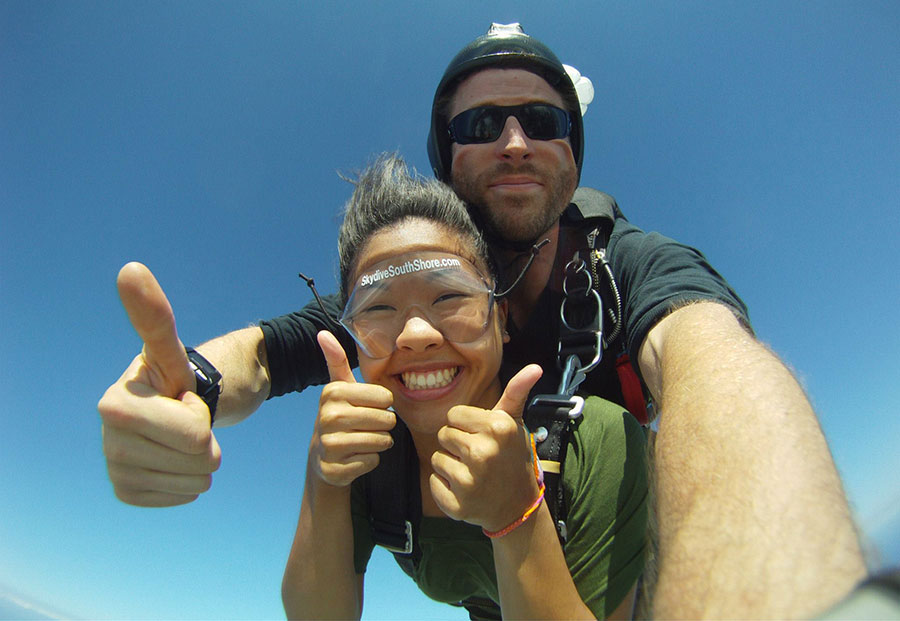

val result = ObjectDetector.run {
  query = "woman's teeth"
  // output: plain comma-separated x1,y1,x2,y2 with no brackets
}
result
402,367,458,390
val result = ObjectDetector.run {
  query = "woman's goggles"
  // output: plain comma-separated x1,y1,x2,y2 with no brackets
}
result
447,103,572,145
340,252,495,359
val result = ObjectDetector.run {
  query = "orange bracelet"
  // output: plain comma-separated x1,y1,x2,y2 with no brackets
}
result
482,433,546,539
482,481,546,538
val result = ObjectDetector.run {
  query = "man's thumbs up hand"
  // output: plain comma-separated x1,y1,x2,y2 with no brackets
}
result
116,262,196,397
98,263,221,507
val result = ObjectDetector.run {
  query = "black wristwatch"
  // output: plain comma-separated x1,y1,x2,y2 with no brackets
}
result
185,347,222,425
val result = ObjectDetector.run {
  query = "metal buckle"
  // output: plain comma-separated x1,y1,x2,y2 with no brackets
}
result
527,394,585,421
558,251,603,395
562,254,593,297
378,520,414,555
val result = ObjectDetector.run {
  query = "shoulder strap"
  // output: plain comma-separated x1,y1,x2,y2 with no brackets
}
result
566,187,621,237
522,187,626,542
361,418,422,574
563,187,622,349
566,187,651,425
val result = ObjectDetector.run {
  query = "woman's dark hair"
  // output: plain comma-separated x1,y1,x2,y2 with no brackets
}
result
337,153,493,301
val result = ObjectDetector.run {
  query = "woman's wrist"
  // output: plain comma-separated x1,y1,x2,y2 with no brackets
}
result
482,432,545,538
482,481,546,538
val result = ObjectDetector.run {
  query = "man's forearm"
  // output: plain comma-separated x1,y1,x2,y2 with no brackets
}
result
640,303,866,619
196,326,271,426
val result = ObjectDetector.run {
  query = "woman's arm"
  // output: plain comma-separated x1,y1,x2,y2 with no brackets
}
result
282,331,396,619
491,399,647,620
491,502,596,620
282,472,363,620
432,366,611,619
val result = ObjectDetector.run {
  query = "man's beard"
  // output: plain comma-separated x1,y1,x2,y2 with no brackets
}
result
451,162,577,245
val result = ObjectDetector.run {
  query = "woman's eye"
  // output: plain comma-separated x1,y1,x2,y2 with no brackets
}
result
434,292,468,304
361,303,396,314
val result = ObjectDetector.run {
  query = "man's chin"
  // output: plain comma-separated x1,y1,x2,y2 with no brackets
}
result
454,182,568,243
483,214,556,246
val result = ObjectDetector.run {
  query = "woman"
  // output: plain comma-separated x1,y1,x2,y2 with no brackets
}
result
282,154,647,620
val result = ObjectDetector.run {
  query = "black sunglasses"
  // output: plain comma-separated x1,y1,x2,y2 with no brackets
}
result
447,103,572,145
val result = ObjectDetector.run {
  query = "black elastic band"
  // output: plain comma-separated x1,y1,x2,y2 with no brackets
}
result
299,273,344,332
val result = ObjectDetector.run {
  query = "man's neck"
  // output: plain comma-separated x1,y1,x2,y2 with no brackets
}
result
497,222,560,330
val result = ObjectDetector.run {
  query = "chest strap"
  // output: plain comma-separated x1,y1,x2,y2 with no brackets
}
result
361,418,422,574
525,393,584,542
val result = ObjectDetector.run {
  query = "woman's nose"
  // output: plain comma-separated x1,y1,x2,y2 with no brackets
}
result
394,313,444,352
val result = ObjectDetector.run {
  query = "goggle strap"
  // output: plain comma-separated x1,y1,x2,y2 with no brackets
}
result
495,238,550,299
299,273,344,333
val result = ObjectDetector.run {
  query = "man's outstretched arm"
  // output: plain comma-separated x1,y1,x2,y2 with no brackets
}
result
639,301,866,619
98,263,271,506
194,325,270,427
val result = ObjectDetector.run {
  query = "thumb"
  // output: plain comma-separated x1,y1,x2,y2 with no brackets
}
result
117,262,194,397
317,330,356,384
494,364,543,421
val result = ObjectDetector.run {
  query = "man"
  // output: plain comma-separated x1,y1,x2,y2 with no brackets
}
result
99,24,866,618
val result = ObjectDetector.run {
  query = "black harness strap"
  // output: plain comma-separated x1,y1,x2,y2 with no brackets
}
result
563,187,620,355
524,394,584,542
522,188,621,543
565,188,651,424
361,418,422,576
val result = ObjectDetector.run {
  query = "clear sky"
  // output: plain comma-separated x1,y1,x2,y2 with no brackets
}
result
1,1,898,619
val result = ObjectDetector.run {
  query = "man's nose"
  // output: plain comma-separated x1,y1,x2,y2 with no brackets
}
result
495,116,533,161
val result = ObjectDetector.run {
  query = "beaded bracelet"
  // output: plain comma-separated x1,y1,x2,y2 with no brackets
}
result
482,433,546,539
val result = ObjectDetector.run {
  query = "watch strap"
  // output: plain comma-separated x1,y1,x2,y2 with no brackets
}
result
185,347,222,425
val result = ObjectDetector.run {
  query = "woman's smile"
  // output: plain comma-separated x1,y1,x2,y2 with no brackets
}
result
401,366,459,391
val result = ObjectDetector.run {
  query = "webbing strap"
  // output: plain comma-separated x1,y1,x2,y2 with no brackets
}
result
526,394,584,542
567,187,651,426
539,460,561,474
362,418,422,568
568,187,618,223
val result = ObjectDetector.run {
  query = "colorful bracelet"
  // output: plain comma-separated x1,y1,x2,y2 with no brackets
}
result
482,481,546,538
482,433,546,539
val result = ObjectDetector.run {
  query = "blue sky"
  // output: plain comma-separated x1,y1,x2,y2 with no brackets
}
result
1,1,898,619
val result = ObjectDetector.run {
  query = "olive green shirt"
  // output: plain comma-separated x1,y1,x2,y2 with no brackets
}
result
351,397,648,618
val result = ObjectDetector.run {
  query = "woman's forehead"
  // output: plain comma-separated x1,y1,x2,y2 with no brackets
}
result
351,251,489,293
354,219,484,276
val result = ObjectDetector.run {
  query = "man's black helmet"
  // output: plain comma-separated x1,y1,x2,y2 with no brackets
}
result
427,23,585,184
